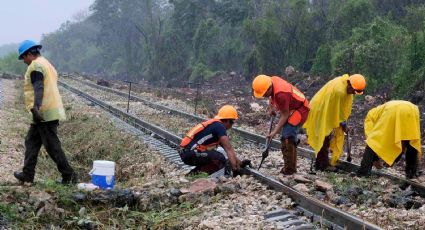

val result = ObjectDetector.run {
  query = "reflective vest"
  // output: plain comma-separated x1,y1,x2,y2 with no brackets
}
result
270,76,309,126
24,56,66,122
180,119,222,151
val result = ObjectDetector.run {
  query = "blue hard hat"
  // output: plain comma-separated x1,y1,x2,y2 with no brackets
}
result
18,40,42,60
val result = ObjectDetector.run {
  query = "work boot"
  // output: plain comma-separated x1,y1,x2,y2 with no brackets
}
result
356,146,375,177
315,149,329,171
58,173,78,185
405,144,418,179
14,171,34,183
373,160,383,169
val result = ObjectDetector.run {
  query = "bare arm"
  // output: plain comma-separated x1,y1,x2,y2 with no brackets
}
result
267,109,289,140
219,135,241,171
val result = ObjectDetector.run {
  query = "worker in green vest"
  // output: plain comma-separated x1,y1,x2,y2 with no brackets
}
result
13,40,76,184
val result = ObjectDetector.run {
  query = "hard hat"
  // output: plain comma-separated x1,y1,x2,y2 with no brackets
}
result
18,40,42,60
252,75,272,98
215,105,238,120
349,74,366,95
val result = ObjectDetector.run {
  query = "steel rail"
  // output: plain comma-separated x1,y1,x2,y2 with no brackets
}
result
60,80,382,230
64,77,425,197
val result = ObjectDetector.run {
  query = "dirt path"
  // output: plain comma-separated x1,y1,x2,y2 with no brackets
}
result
0,80,29,184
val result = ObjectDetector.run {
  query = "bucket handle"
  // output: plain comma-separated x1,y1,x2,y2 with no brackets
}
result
89,168,96,175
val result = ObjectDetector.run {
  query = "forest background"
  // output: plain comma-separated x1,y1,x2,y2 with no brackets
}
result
1,0,425,97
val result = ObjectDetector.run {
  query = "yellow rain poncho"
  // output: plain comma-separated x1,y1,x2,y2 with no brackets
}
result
303,74,353,165
365,100,422,166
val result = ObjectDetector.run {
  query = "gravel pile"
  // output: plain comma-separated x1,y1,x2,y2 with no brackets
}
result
61,77,425,229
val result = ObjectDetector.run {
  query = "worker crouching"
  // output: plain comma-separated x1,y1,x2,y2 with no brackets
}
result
179,105,242,176
303,74,366,171
252,75,310,175
357,100,422,179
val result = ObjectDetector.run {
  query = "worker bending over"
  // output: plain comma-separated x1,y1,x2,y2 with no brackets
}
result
357,100,422,179
303,74,366,171
252,75,310,175
179,105,242,175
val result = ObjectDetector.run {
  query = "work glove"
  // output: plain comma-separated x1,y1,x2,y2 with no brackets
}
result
30,107,44,123
340,121,349,134
240,159,252,168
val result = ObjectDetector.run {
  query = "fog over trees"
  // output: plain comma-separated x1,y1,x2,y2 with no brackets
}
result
2,0,425,95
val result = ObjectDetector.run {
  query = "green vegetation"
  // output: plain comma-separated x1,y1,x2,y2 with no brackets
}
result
28,0,425,97
2,0,425,96
0,81,201,229
0,52,26,75
186,172,209,181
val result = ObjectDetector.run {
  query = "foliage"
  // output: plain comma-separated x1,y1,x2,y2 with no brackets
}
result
331,18,409,92
0,43,18,58
0,52,26,75
312,44,332,76
37,0,425,96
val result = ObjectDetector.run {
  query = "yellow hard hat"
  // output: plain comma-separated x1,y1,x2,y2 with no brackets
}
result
349,74,366,95
215,105,238,120
252,75,272,98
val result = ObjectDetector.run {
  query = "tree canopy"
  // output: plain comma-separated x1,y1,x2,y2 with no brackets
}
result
2,0,424,96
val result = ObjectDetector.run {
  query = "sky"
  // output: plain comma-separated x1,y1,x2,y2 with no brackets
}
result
0,0,94,46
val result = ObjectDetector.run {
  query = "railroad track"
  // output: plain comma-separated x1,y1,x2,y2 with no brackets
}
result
62,77,425,197
59,80,382,230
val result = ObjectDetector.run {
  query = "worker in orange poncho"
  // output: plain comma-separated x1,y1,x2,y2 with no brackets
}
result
357,101,422,179
303,74,366,171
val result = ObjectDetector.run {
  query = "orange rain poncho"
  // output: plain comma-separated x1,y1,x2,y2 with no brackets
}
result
365,100,422,166
303,74,353,165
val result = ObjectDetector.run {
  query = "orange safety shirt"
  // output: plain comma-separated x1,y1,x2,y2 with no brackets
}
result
270,76,309,126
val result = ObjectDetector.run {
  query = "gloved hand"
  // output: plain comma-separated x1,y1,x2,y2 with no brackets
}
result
30,107,44,123
240,159,252,168
340,121,349,134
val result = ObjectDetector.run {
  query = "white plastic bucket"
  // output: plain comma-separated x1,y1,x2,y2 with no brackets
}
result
89,160,115,189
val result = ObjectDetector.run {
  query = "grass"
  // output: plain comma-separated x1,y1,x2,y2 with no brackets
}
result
0,203,18,223
186,172,209,181
0,81,206,229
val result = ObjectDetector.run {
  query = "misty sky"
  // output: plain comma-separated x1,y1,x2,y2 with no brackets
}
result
0,0,94,46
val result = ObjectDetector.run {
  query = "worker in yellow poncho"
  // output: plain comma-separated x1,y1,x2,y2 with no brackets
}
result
303,74,366,171
357,101,422,179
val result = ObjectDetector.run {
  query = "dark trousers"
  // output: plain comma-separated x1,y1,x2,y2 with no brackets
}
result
23,120,74,180
179,149,226,175
358,144,418,178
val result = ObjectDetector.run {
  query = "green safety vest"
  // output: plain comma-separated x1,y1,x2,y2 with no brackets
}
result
24,56,66,122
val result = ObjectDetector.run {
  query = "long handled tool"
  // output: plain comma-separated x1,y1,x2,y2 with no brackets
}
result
345,120,352,162
258,116,275,170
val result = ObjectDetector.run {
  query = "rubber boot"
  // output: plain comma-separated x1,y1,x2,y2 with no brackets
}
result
280,139,297,175
315,137,330,171
357,146,375,177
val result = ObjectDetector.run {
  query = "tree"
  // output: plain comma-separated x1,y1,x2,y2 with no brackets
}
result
0,52,26,75
331,18,409,92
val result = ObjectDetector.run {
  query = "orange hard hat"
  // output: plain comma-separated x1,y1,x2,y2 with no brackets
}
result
215,105,238,120
252,75,272,98
349,74,366,95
